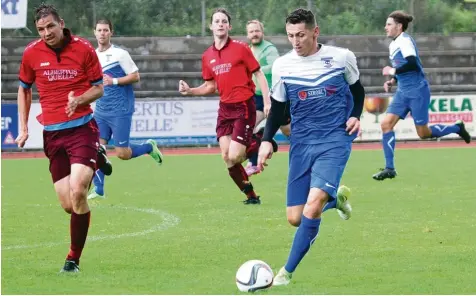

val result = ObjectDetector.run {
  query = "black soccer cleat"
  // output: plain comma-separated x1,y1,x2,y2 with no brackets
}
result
455,120,471,144
255,127,278,152
97,144,113,176
60,260,80,273
372,168,397,181
243,196,261,205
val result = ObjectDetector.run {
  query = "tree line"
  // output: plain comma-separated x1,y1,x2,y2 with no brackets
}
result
3,0,476,37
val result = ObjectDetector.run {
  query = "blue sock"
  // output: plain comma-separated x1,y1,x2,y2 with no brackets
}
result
249,153,258,166
93,170,105,196
284,215,321,273
382,131,396,169
131,143,153,158
323,198,336,212
430,124,460,138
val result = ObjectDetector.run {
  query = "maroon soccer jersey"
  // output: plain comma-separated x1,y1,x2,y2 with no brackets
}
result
19,29,103,126
201,38,260,103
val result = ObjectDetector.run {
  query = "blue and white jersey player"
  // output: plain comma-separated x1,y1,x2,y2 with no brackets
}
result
373,10,471,181
88,19,163,200
257,8,366,286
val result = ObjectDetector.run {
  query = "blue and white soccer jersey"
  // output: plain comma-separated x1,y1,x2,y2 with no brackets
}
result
387,32,430,125
271,45,360,206
95,45,139,147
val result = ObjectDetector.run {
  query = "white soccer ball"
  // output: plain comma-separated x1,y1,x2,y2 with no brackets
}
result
235,260,274,292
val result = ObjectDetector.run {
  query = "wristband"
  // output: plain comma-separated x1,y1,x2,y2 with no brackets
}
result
112,78,119,85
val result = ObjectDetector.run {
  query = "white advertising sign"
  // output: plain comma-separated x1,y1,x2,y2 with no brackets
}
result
17,95,476,149
1,0,28,29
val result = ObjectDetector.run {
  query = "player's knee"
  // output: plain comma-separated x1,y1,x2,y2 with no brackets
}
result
416,127,431,139
228,152,243,165
287,215,301,227
69,182,88,201
380,120,393,133
221,151,229,163
116,148,131,160
63,206,73,214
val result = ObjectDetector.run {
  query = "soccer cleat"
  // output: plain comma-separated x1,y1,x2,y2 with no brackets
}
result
336,185,352,220
372,168,397,181
146,139,164,165
97,144,113,176
87,186,105,200
455,120,471,144
243,196,261,205
59,260,80,273
245,164,261,176
273,267,292,286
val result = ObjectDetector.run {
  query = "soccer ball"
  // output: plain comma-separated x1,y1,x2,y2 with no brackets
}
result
235,260,274,292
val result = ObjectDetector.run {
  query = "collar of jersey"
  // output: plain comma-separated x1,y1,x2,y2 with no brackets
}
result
212,37,231,51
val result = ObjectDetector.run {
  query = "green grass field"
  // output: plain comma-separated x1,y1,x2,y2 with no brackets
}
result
2,147,476,294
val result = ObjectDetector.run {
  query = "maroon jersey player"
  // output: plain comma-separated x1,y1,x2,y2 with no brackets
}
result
15,3,108,273
179,8,275,205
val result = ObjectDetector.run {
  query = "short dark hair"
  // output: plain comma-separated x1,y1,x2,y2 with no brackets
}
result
389,10,414,32
285,8,316,29
210,8,231,25
96,19,113,31
34,3,61,24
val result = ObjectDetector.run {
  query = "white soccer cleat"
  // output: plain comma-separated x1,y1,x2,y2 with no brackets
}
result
336,185,352,220
87,187,105,200
272,267,292,286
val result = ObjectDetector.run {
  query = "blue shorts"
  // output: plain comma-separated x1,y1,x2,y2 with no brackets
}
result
286,141,352,207
94,113,132,147
387,80,430,125
254,94,264,112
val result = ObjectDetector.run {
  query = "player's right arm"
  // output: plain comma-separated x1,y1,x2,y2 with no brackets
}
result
178,80,216,96
16,49,35,148
179,53,216,96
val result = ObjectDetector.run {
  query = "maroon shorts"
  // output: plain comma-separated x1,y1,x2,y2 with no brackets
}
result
216,98,256,146
43,119,100,183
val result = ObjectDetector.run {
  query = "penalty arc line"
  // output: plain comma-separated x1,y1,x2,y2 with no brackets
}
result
2,204,180,251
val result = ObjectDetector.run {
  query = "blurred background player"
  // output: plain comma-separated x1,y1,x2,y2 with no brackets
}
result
179,8,274,205
244,19,278,176
15,3,108,272
373,10,471,181
258,8,365,285
88,19,164,200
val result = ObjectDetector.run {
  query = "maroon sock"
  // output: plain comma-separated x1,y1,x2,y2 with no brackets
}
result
66,211,91,265
246,137,260,159
228,164,257,198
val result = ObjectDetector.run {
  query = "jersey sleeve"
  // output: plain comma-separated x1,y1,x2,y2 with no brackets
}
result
344,50,360,85
270,59,287,102
201,54,214,81
119,49,139,74
399,36,417,58
18,50,35,88
85,48,103,85
242,45,260,73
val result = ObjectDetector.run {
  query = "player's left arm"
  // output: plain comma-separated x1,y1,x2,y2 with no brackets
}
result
66,48,104,116
345,50,366,135
259,46,279,75
244,46,271,115
383,38,419,75
113,50,140,85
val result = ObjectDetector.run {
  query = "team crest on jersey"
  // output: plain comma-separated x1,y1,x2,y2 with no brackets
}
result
106,54,112,62
321,57,334,68
298,88,326,101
